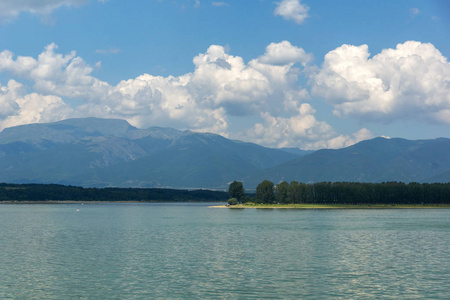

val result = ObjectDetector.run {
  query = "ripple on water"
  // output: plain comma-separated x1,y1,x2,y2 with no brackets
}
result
0,204,449,299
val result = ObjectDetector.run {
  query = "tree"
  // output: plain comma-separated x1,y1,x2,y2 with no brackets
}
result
275,181,289,204
228,198,238,205
256,180,275,204
288,181,300,204
228,181,245,203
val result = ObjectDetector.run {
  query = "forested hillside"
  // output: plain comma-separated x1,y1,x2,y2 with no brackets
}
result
1,118,449,189
245,137,450,187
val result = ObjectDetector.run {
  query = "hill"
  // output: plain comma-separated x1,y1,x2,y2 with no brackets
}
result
1,118,448,189
0,118,299,189
244,137,450,188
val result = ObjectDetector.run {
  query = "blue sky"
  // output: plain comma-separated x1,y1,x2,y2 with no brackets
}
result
0,0,449,149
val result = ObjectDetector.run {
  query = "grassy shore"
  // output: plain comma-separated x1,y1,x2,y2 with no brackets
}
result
211,203,450,209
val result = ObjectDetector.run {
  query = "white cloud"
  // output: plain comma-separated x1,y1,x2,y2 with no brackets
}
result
1,93,74,130
212,2,228,7
0,43,109,99
100,42,311,133
274,0,309,24
191,45,271,113
410,7,420,17
238,104,373,149
255,40,313,66
95,48,121,55
310,128,374,150
240,104,334,148
0,80,23,117
104,73,230,134
0,42,374,149
311,41,450,124
0,80,73,130
0,0,92,22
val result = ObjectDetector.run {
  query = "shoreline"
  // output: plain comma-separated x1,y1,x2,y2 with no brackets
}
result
210,204,450,209
1,201,448,208
0,200,148,204
0,200,226,204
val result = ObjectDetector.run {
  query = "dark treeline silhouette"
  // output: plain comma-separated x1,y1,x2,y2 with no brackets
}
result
252,181,450,205
0,183,228,202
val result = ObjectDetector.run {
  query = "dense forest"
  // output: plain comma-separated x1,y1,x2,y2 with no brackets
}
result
0,183,228,202
2,181,449,204
229,180,450,205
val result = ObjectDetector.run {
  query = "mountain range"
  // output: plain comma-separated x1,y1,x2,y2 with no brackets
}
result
243,137,450,188
0,118,448,189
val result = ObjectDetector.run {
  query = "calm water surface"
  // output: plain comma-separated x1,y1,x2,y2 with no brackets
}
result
0,203,449,299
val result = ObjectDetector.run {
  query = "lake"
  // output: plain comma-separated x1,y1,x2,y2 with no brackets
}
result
0,203,449,299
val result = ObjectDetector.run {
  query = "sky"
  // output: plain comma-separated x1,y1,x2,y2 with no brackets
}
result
0,0,449,150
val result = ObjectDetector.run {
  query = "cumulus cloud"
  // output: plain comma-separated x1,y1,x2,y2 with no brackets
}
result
255,41,313,66
311,41,450,124
0,80,23,117
104,73,230,134
190,45,272,114
0,80,73,130
311,128,374,150
240,104,334,148
0,41,374,149
239,104,373,150
274,0,309,24
98,42,311,133
0,43,109,99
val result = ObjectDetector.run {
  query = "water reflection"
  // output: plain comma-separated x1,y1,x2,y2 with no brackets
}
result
0,205,448,299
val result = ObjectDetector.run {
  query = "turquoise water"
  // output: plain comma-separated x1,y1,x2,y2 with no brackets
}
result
0,203,449,299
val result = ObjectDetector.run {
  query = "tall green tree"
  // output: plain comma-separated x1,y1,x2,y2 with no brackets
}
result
275,181,289,204
228,181,245,203
288,181,300,204
256,180,275,204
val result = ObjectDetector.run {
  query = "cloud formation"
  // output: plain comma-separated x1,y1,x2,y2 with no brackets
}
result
212,2,229,7
242,105,373,149
0,43,109,99
274,0,309,24
0,0,92,21
0,80,73,129
410,8,420,17
95,48,121,55
256,41,313,66
0,41,354,148
5,40,448,149
311,41,450,124
242,104,332,148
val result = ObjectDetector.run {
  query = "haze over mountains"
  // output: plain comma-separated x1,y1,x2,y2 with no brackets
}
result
0,118,448,189
244,137,450,188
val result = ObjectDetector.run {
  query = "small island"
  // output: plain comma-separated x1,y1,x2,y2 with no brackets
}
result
222,180,450,208
217,203,450,209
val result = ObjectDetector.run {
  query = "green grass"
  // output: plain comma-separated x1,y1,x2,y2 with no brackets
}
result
225,203,450,209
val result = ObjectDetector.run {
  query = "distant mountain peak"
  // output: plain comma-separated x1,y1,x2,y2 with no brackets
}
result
0,117,137,145
1,118,447,188
53,117,137,136
0,117,300,189
245,136,450,186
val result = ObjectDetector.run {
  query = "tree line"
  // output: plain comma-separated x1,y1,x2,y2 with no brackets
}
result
2,181,448,204
0,183,228,202
228,180,450,205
